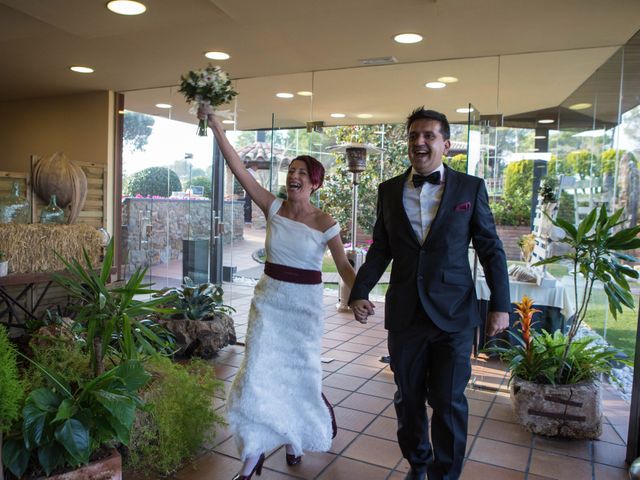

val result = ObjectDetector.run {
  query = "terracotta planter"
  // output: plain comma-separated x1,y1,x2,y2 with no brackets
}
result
510,377,602,439
40,449,121,480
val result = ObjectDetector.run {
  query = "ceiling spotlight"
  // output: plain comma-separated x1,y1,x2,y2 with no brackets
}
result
276,92,294,98
438,76,458,83
297,91,313,96
425,81,446,89
205,51,230,60
357,113,373,119
70,66,94,73
393,33,423,44
534,135,546,139
155,103,172,109
330,113,346,118
107,0,146,15
538,119,555,124
222,120,235,124
569,103,592,110
456,107,474,113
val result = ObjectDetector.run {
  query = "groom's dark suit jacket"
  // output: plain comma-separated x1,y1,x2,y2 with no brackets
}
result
350,165,510,332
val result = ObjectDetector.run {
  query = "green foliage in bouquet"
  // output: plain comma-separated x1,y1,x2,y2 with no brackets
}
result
179,64,238,136
126,356,225,475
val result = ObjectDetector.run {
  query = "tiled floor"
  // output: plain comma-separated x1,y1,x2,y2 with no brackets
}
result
169,284,631,480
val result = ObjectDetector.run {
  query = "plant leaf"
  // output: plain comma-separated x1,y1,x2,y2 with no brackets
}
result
54,418,91,465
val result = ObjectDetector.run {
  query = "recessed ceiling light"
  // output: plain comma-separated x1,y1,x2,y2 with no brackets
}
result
205,51,230,60
70,66,94,73
222,120,235,124
538,119,555,124
155,103,172,109
569,103,592,110
425,81,446,89
532,148,540,152
330,113,346,118
276,92,294,98
394,33,423,44
534,135,546,139
456,107,474,113
107,0,146,15
357,113,373,119
297,91,313,97
438,76,458,83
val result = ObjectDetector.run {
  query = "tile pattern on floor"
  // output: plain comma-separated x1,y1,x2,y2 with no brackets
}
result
166,285,631,480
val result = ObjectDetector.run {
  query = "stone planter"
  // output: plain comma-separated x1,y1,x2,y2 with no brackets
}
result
158,313,236,359
510,377,602,439
41,449,121,480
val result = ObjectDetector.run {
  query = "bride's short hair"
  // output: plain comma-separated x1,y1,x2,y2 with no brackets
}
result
291,155,325,191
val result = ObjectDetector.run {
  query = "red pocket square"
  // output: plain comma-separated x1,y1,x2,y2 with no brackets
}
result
454,201,471,212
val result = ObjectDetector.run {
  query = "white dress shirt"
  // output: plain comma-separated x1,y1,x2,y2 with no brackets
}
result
403,164,445,243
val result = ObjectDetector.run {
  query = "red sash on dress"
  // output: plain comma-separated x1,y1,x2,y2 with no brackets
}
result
264,261,322,285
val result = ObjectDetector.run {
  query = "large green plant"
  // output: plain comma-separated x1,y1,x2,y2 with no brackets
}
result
487,296,625,385
126,166,181,197
3,358,149,478
52,239,176,376
0,326,24,480
158,277,235,320
534,206,640,382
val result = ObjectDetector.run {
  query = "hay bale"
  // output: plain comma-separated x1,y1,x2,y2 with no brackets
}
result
0,224,103,274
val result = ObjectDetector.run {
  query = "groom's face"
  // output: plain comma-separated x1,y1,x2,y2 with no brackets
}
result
407,119,450,174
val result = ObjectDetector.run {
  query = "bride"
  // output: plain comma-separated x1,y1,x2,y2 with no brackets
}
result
201,110,356,480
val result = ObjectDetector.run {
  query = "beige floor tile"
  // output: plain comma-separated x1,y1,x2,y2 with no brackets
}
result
364,415,398,440
338,392,391,414
174,452,241,480
334,406,377,432
593,440,627,469
468,437,529,472
460,460,527,479
334,341,373,354
486,402,517,423
342,434,403,468
335,362,383,379
316,456,391,480
529,449,593,479
323,372,368,391
329,428,359,455
594,462,630,479
265,449,336,478
534,436,592,461
322,385,352,405
356,379,397,399
478,418,532,446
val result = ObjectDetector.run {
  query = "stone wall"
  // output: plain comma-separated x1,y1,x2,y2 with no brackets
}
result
121,198,243,268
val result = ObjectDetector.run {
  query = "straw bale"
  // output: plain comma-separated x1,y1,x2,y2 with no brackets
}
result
0,224,102,274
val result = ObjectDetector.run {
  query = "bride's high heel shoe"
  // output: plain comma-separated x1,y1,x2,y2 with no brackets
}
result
232,453,265,480
285,452,302,466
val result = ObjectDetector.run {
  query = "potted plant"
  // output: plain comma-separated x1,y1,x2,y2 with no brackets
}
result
489,206,639,438
51,239,176,375
0,252,8,277
155,277,236,359
0,325,24,480
2,357,150,479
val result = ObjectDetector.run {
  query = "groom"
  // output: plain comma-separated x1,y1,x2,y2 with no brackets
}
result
350,107,510,480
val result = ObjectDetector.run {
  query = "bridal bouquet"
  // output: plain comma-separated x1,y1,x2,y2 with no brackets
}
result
179,64,237,136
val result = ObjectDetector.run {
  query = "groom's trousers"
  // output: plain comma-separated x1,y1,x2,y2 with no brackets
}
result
388,306,474,480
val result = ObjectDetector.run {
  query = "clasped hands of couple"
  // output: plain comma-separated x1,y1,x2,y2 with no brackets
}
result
350,299,510,337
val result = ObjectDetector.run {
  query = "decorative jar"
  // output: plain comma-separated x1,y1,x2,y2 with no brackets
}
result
40,194,65,224
0,181,30,224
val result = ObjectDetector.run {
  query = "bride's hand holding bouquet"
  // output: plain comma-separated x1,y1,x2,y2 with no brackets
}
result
179,64,237,136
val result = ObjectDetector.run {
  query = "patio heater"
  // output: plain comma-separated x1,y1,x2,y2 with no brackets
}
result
327,143,383,312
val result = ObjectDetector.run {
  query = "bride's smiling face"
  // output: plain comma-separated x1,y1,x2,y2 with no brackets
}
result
287,160,318,199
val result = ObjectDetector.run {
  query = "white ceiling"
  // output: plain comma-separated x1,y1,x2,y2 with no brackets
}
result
1,0,639,129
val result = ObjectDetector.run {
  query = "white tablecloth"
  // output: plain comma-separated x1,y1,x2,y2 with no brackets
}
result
475,275,576,320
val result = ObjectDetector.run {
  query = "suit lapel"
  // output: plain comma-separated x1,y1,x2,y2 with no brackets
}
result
422,164,459,248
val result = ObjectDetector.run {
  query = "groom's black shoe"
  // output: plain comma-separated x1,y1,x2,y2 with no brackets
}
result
404,469,426,480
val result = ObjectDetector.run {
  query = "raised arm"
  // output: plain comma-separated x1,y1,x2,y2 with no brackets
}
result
201,110,275,214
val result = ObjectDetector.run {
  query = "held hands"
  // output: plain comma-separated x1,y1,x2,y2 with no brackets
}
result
351,299,375,324
486,311,509,337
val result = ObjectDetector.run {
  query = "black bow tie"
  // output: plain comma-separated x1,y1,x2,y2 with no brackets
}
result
412,171,441,188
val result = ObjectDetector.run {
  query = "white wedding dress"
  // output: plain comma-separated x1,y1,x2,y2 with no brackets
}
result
227,198,340,460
